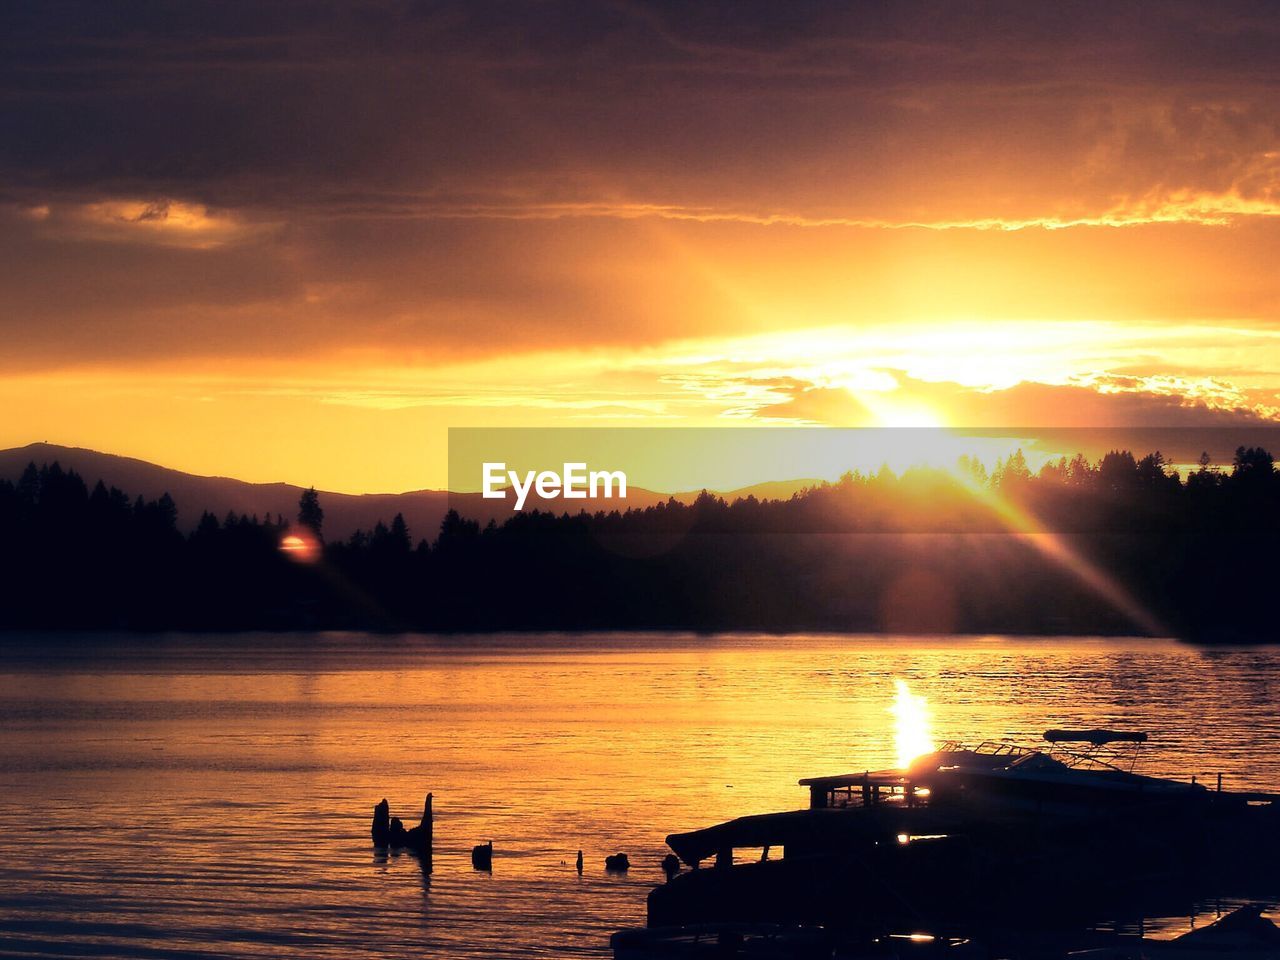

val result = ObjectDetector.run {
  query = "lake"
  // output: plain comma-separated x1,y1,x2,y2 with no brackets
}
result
1,633,1278,958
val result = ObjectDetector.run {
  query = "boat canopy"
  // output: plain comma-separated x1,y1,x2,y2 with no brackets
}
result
1043,728,1147,745
665,807,959,866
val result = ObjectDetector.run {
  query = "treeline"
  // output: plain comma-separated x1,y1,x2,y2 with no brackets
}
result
0,449,1277,640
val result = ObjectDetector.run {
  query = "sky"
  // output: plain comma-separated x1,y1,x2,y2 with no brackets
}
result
3,1,1280,492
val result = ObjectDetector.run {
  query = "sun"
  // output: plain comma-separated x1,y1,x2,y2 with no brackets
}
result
853,390,946,428
877,407,944,428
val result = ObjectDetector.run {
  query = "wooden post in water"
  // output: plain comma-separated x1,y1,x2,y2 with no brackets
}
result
372,798,391,847
421,793,433,872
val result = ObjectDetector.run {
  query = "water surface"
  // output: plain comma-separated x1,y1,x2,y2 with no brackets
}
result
1,633,1278,957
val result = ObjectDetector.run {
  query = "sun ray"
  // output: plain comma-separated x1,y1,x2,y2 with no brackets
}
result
954,467,1167,637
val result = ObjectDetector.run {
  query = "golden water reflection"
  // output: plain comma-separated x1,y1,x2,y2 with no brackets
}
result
0,633,1277,957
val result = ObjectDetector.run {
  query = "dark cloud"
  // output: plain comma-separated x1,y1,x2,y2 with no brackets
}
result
2,1,1279,216
4,198,1280,369
2,1,1280,372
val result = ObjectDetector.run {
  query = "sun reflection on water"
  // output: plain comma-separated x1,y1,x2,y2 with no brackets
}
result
890,679,935,769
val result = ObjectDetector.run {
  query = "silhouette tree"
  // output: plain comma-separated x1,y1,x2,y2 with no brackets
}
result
16,462,39,506
4,445,1280,640
194,511,221,538
1232,446,1275,482
1188,451,1220,492
1066,453,1096,487
436,509,479,550
157,492,178,529
388,513,412,553
298,487,324,541
1136,452,1178,490
992,449,1031,489
1098,450,1139,493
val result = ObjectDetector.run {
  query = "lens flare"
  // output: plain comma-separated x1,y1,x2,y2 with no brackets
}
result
952,466,1165,637
279,533,319,563
890,679,935,769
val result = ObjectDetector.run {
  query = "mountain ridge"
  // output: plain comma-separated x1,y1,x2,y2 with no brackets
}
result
0,443,814,541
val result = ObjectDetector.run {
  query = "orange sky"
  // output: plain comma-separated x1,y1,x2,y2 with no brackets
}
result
3,3,1280,492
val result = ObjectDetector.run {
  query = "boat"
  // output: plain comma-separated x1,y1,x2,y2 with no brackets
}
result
799,730,1225,822
647,730,1280,939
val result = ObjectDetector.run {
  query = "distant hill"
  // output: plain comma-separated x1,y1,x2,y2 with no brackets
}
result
0,444,813,541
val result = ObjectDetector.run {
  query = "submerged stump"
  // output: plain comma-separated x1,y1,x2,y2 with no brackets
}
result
372,799,392,847
372,793,433,871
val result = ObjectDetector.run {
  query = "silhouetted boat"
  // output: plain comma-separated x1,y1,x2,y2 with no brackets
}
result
647,730,1280,939
797,730,1214,822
